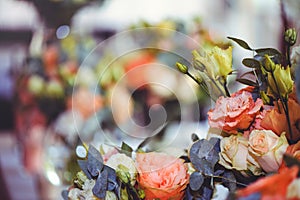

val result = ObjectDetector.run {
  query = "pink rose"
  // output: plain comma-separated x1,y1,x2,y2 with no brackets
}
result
136,152,189,200
208,91,263,134
248,130,289,173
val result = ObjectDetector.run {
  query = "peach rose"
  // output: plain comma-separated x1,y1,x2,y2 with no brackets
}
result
219,134,262,175
248,130,289,173
136,152,189,200
260,98,300,142
208,91,263,134
237,166,298,200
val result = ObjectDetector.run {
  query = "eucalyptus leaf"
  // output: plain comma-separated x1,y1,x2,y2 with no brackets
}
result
190,153,214,176
227,37,253,50
240,71,255,78
192,133,200,142
222,171,237,192
77,160,92,179
103,166,118,191
93,170,108,199
87,145,104,177
61,190,68,200
236,78,258,87
242,58,261,68
202,186,213,200
190,172,205,191
121,142,133,157
255,48,281,56
209,137,221,153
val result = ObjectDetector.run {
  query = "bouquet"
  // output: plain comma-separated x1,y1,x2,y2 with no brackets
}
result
62,27,300,200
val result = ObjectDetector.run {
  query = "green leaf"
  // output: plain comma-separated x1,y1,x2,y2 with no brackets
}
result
242,58,261,68
255,48,282,56
121,142,133,157
227,37,253,50
236,78,258,86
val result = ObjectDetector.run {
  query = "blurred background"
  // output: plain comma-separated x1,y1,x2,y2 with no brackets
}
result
0,0,299,199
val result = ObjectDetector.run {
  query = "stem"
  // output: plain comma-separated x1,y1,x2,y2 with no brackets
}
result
186,71,215,101
283,98,294,141
207,75,227,97
222,77,231,97
287,44,291,67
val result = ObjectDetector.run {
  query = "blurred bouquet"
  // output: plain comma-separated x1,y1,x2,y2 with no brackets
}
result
62,27,300,200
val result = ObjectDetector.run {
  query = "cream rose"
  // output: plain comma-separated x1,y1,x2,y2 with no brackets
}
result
219,134,261,175
248,130,289,173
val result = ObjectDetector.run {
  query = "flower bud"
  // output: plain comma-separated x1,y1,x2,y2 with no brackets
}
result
116,168,130,184
285,28,297,46
264,55,276,72
260,91,270,104
176,62,188,74
267,64,294,97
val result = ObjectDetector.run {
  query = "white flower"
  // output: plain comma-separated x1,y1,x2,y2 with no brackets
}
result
106,153,137,185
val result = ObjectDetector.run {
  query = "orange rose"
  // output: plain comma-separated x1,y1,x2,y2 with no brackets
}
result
136,152,189,200
260,98,300,141
237,166,298,200
208,91,263,134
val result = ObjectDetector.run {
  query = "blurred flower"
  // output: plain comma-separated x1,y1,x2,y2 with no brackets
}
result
208,91,263,134
27,75,45,95
248,130,289,173
136,152,189,200
106,153,137,186
219,134,261,175
68,179,96,200
287,178,300,199
237,166,298,200
260,98,300,141
67,87,103,119
45,80,64,98
267,64,293,97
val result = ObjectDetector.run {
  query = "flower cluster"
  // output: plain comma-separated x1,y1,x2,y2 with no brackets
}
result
176,28,300,199
63,145,189,200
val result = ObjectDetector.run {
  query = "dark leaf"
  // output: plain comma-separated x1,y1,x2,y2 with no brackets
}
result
206,149,219,167
242,58,261,68
214,169,224,176
77,160,92,179
209,137,221,153
236,78,258,87
255,48,281,56
222,171,237,192
61,190,68,200
240,71,255,78
87,145,103,177
121,142,133,157
192,133,200,142
238,192,261,200
227,37,253,50
190,139,213,159
93,170,108,199
126,184,140,200
103,166,118,191
189,172,205,191
190,153,214,176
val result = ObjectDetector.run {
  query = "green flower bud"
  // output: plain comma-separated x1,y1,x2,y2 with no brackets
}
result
260,91,270,104
176,62,188,74
74,171,88,189
138,189,146,199
267,64,294,97
264,55,276,72
116,168,131,184
285,28,297,46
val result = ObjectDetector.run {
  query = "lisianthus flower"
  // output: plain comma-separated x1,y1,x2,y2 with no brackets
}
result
237,166,298,200
208,91,263,134
219,134,262,175
248,130,289,173
136,152,189,200
260,98,300,142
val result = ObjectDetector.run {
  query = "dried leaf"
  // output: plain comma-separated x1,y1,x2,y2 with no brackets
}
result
255,48,281,56
236,78,258,87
